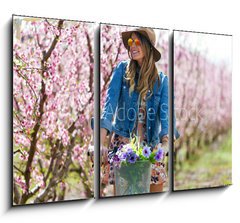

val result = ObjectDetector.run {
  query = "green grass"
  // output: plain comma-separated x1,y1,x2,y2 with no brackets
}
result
174,132,232,190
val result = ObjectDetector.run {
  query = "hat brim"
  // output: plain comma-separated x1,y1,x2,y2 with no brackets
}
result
121,30,161,62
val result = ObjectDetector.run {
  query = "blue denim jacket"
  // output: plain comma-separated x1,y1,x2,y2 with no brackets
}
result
100,60,179,147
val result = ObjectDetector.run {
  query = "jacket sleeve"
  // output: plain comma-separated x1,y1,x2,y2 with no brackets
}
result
159,75,169,142
158,74,180,142
173,101,180,140
100,61,126,134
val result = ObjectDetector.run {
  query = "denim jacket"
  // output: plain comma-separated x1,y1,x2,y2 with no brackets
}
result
100,60,179,147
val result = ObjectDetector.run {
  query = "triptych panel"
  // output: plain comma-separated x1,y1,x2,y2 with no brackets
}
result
12,15,232,205
100,24,170,197
13,15,94,205
173,31,232,191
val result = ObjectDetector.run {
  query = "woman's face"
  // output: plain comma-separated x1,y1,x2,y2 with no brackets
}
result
129,33,145,66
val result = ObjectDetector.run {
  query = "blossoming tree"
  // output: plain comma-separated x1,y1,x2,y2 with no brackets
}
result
174,31,232,165
13,16,94,204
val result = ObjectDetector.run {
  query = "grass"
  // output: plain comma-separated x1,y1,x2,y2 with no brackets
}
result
174,131,232,190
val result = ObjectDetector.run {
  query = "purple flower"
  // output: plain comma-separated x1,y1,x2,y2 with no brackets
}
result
142,146,151,158
110,154,120,163
155,147,164,161
126,146,133,155
127,152,137,164
113,154,120,162
119,144,124,149
111,154,121,168
120,152,127,160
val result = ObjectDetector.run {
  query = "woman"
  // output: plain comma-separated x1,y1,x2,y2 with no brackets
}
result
100,27,179,194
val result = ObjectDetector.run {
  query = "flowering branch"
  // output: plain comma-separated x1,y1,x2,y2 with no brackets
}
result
20,20,64,205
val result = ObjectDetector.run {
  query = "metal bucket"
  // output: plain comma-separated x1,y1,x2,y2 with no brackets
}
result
114,160,151,196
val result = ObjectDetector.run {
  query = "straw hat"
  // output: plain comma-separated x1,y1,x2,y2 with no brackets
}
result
121,27,161,62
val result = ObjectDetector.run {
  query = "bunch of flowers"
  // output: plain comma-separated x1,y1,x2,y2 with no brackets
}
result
110,136,164,168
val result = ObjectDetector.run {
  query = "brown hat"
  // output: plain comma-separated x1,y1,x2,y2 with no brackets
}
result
121,27,161,62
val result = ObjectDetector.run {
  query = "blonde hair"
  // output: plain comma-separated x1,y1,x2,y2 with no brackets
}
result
125,32,160,101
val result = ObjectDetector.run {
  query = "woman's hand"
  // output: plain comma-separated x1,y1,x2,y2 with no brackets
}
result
101,128,107,146
101,146,109,165
161,135,169,155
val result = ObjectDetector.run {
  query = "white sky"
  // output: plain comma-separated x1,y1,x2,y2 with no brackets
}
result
174,31,232,71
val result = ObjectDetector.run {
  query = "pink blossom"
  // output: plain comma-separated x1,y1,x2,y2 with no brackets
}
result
19,150,29,161
13,17,95,201
15,176,27,193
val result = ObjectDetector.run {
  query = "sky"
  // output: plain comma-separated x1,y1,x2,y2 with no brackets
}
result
174,31,232,71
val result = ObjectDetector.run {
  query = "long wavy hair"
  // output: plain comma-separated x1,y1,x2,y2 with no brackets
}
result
125,32,160,101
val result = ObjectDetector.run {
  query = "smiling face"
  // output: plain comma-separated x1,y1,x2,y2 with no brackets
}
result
129,33,145,66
